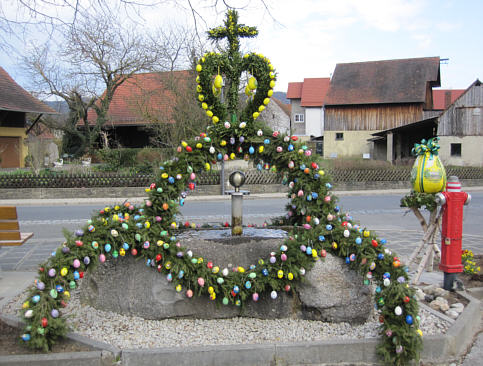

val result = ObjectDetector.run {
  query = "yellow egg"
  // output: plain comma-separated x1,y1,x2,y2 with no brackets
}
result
277,270,284,278
206,110,213,117
114,205,120,210
288,272,294,280
196,64,202,72
220,140,227,146
198,94,204,102
64,291,70,299
214,75,223,89
238,267,245,273
248,76,258,90
145,221,150,228
267,89,273,97
318,170,325,176
332,242,338,249
269,72,275,79
196,143,203,149
196,85,202,93
363,230,370,238
269,80,276,88
196,76,200,83
230,153,236,160
253,112,259,119
181,141,188,147
198,257,204,264
176,284,182,292
210,293,216,300
157,240,163,246
208,286,214,294
112,214,119,221
212,116,219,123
212,266,220,274
61,267,68,276
258,105,265,112
263,98,270,105
22,301,29,309
104,207,110,212
120,248,126,256
417,329,423,337
161,173,168,179
245,85,252,96
205,163,211,171
145,188,150,193
201,102,208,110
259,145,264,153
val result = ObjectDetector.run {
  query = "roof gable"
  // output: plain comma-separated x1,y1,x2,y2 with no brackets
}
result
325,57,441,106
0,67,56,114
432,89,465,110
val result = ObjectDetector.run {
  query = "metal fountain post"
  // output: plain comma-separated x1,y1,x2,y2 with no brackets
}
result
229,171,246,236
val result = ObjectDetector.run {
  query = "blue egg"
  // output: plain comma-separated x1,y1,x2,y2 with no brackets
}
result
406,315,413,325
300,164,306,170
326,183,332,189
257,164,262,171
180,199,185,206
233,285,240,294
22,334,31,341
168,177,175,184
32,295,40,303
306,195,312,201
334,206,340,212
262,268,269,276
264,138,270,144
355,237,362,245
288,144,294,151
318,235,325,242
314,174,319,179
345,257,350,264
217,153,222,160
51,251,56,257
123,243,129,250
167,273,172,281
146,259,151,266
104,244,111,252
178,270,184,279
250,264,256,270
249,146,255,154
136,223,143,228
375,286,381,293
326,224,333,231
159,166,165,170
134,215,140,221
56,285,63,293
245,281,252,289
74,271,80,280
311,192,318,199
306,246,312,254
383,272,391,279
380,239,387,244
378,253,385,260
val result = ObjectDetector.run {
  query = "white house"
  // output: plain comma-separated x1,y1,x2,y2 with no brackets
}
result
286,78,330,140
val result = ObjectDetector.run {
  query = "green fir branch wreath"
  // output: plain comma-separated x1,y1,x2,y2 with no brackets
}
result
19,9,422,365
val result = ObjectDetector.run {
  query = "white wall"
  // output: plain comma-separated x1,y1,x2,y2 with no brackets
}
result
305,107,323,137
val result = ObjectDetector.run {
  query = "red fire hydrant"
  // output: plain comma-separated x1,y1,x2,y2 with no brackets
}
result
435,176,471,290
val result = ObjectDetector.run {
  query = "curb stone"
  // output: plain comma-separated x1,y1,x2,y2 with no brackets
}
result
0,291,481,365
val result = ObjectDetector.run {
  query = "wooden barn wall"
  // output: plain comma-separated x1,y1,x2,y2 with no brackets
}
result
438,84,483,136
324,104,423,131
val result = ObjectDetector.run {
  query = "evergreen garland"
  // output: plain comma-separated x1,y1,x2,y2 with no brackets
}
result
19,9,422,365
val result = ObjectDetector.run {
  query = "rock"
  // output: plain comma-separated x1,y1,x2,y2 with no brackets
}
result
446,310,459,319
433,287,450,298
414,288,425,301
80,233,371,323
429,297,449,312
450,302,464,313
298,254,372,324
425,294,435,302
422,284,438,295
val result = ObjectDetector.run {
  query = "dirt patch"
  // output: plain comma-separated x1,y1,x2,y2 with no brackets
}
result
0,318,94,356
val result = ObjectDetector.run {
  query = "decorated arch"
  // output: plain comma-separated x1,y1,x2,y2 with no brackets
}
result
20,10,422,365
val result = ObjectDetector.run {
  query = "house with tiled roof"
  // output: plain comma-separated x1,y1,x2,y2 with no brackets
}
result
432,89,465,111
436,79,483,166
0,67,57,168
286,78,330,140
85,70,291,148
324,57,441,159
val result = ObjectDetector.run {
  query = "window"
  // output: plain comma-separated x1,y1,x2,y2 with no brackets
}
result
335,132,344,140
450,143,461,157
294,114,304,123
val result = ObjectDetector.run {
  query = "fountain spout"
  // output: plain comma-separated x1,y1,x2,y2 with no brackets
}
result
229,171,246,235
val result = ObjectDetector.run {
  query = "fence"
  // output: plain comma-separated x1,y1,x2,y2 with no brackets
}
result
0,167,482,189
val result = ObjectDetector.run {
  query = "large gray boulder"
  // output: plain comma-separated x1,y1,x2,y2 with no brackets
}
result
80,231,372,323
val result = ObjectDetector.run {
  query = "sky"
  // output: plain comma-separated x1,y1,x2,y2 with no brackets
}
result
1,0,482,94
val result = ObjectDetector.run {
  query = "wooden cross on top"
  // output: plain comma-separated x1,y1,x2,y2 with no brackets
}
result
207,9,258,54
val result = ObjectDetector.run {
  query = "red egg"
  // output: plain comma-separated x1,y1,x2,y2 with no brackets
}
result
41,317,48,328
186,146,192,152
131,248,138,256
371,240,378,248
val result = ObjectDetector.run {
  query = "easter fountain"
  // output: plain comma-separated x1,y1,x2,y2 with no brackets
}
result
19,10,423,365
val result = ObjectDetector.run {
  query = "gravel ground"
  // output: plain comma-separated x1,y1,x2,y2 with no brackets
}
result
2,284,451,350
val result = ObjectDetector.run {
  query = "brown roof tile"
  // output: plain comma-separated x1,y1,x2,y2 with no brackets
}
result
432,89,465,110
325,57,441,105
286,82,303,99
300,78,330,107
0,67,57,114
87,70,192,126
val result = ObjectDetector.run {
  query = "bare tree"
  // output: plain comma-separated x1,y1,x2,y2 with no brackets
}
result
24,10,166,155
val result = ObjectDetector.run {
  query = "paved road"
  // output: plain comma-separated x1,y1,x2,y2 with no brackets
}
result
1,191,482,271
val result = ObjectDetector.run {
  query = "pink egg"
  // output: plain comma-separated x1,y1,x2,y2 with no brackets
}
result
99,254,106,263
197,277,205,287
252,293,259,301
281,253,287,261
73,259,80,268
